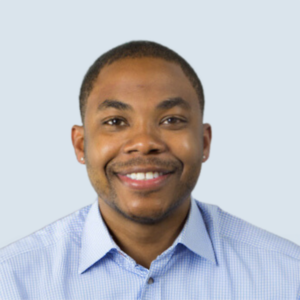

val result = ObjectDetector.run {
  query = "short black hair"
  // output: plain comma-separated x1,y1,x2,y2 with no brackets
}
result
79,41,204,123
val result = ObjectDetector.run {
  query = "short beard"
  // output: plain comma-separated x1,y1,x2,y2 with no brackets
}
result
100,188,191,225
86,155,199,225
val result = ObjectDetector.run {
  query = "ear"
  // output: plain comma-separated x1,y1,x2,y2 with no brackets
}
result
71,125,85,164
202,123,212,162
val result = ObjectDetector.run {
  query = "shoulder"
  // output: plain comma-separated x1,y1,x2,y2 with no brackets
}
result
195,199,300,262
0,204,92,265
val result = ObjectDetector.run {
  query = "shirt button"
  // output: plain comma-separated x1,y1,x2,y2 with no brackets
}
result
147,277,154,284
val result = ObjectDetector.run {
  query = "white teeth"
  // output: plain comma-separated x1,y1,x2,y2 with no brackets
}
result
136,173,145,180
126,172,163,180
146,172,153,180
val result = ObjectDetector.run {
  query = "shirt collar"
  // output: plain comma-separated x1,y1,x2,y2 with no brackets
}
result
178,197,217,265
78,201,117,274
79,197,216,274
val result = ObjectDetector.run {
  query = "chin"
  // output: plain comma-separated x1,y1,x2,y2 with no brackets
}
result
119,201,179,225
122,210,169,225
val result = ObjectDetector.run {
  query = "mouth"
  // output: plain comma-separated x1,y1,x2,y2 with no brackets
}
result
116,169,174,190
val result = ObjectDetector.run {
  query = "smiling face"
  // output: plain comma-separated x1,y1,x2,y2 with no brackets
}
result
72,57,211,225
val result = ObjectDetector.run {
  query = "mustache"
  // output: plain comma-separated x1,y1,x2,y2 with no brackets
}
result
108,156,182,171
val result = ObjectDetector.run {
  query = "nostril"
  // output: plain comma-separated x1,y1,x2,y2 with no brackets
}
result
149,148,161,154
123,134,167,155
127,148,139,154
126,147,162,155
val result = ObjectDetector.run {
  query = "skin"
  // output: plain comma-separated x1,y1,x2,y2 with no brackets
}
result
72,57,212,268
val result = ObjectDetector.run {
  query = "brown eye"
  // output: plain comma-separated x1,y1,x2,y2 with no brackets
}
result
161,117,185,125
105,118,126,126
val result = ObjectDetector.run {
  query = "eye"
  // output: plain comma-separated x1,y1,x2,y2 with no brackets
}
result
103,118,127,126
161,117,186,125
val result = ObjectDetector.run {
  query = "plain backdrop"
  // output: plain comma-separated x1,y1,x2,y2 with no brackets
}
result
0,1,299,249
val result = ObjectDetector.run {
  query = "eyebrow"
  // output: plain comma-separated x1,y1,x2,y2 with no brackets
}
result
97,99,133,111
156,97,191,110
97,97,191,112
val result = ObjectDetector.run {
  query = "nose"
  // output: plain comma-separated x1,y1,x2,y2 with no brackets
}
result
122,127,167,155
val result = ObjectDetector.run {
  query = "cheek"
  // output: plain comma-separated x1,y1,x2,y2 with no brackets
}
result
85,135,122,198
85,135,120,176
169,131,202,179
172,131,201,162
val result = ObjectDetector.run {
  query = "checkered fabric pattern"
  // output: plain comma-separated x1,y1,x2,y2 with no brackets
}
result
1,198,300,299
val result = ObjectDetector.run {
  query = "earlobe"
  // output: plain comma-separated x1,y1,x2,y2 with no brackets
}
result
71,125,85,164
202,123,212,162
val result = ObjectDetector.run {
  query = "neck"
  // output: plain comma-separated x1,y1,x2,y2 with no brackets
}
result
98,198,191,269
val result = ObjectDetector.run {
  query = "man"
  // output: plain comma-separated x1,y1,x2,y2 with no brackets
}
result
0,41,299,299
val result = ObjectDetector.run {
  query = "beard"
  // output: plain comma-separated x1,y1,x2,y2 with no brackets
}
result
86,156,200,225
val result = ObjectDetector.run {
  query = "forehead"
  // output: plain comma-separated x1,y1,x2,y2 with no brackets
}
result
87,57,199,111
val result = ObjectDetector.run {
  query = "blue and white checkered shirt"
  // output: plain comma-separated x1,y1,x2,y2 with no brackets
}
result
1,198,300,299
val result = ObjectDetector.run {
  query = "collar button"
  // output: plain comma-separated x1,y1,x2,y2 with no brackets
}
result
147,277,154,284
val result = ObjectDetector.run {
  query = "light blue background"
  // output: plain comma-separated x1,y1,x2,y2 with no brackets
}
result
0,1,299,248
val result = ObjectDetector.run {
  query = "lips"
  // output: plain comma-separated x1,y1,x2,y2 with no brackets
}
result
115,167,174,190
125,171,163,180
108,157,181,191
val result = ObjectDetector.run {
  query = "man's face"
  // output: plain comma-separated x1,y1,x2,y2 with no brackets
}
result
74,57,211,224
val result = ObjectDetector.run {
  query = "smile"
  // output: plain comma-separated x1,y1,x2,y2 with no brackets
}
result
125,172,163,180
117,170,172,190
